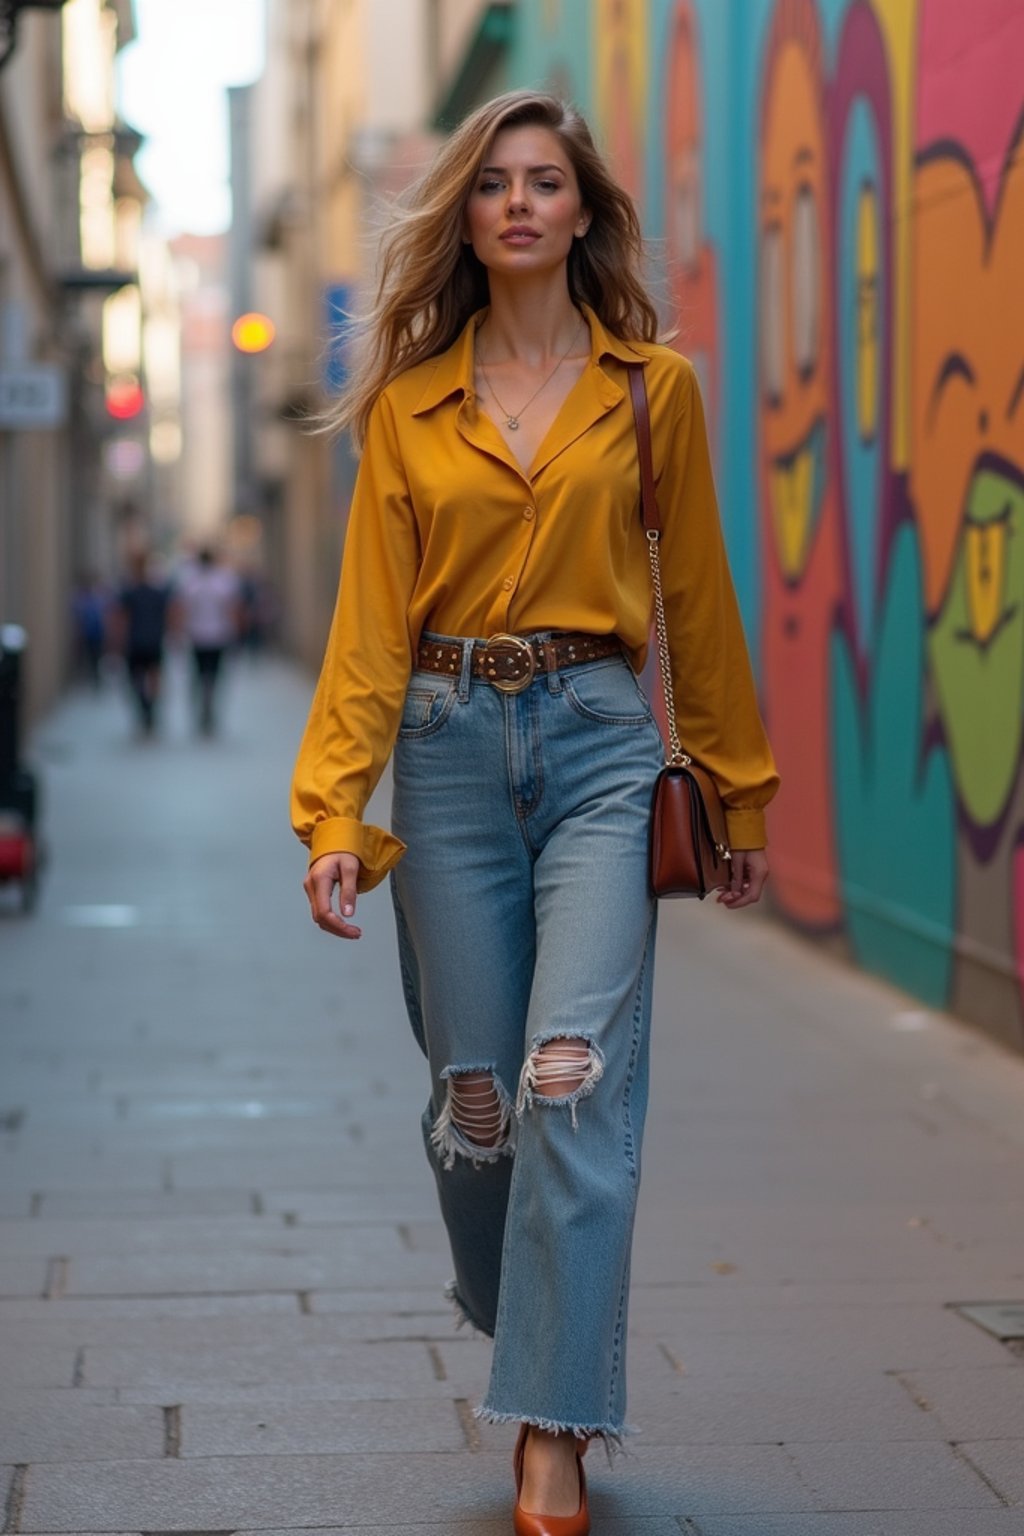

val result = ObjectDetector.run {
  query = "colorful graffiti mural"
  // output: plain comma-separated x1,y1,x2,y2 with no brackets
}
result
593,0,648,201
508,0,1024,1051
664,1,720,442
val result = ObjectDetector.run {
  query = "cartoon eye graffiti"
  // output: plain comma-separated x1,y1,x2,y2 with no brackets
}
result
792,183,820,382
761,222,784,405
856,181,880,441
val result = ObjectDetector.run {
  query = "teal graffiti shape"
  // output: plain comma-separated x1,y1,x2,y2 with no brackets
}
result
831,523,955,1005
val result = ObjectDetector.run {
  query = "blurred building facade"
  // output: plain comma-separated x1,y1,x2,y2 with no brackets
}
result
0,0,179,719
170,231,230,546
240,0,436,670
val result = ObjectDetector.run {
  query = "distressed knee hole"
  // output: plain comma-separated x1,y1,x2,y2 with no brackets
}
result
430,1066,514,1170
529,1038,594,1096
516,1035,605,1127
448,1072,506,1146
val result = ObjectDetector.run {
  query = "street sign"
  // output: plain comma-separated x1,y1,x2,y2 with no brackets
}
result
0,365,68,429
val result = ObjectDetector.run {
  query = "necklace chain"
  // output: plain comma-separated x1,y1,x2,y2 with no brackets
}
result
477,314,584,430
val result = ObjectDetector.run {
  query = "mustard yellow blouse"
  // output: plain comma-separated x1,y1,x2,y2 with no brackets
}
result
292,303,779,889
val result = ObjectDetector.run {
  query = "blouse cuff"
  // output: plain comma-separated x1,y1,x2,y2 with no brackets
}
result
724,806,767,850
308,816,407,893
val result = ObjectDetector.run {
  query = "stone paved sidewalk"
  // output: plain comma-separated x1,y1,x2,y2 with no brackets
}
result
2,651,1024,1534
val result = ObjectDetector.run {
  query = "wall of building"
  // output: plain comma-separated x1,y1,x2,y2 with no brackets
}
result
0,11,75,722
434,0,1024,1052
248,0,437,673
0,0,159,724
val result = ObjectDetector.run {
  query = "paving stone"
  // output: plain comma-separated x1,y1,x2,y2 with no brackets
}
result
0,1345,79,1388
594,1369,943,1445
34,1188,260,1216
63,1241,446,1296
625,1314,1017,1379
957,1441,1024,1504
785,1439,1004,1510
244,1524,683,1535
0,1292,299,1321
19,1443,816,1529
259,1186,441,1222
0,1214,407,1258
310,1287,450,1314
0,1154,165,1191
0,1257,47,1296
0,1400,163,1462
82,1338,445,1394
180,1396,466,1455
0,1389,115,1411
629,1296,1014,1369
628,1278,1024,1312
694,1516,1024,1535
0,1190,33,1216
0,1308,459,1348
897,1366,1024,1439
165,1144,422,1190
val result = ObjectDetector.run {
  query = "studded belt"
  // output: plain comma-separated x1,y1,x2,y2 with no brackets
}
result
414,631,624,694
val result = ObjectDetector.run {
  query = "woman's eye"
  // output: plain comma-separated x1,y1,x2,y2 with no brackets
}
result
535,179,559,191
478,179,504,193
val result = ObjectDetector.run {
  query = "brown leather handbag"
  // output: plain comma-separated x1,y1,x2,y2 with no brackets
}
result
627,365,733,900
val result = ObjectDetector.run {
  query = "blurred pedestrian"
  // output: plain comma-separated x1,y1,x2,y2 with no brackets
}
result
110,552,173,736
292,90,778,1532
176,546,242,734
70,571,109,689
237,568,275,657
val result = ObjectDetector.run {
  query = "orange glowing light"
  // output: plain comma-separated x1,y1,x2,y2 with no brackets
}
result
231,313,276,353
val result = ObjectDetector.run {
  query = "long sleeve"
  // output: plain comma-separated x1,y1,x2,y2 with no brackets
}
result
290,392,421,890
657,363,779,848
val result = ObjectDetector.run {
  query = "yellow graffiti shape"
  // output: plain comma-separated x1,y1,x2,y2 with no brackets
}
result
857,184,880,440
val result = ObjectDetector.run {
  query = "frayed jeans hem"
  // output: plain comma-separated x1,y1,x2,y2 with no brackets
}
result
474,1403,638,1460
443,1278,494,1339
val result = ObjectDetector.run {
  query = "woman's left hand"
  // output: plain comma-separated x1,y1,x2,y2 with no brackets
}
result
717,848,769,909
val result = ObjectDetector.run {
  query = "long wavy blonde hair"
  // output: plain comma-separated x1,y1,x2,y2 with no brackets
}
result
329,90,660,446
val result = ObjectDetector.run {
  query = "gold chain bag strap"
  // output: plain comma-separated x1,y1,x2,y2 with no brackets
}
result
626,364,733,899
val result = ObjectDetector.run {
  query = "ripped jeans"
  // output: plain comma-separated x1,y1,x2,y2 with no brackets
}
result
390,631,661,1443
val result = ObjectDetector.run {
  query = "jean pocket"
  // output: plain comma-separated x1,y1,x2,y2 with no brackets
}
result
561,659,653,726
397,680,457,738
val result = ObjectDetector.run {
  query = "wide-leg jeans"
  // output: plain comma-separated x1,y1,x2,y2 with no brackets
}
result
390,631,663,1442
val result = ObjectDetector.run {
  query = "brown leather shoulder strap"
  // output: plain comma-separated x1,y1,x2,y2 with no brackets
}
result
627,364,661,536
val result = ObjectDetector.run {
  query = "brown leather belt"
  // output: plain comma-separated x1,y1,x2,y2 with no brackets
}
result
415,631,624,694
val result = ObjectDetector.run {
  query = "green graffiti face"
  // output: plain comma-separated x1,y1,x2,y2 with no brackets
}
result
929,458,1024,827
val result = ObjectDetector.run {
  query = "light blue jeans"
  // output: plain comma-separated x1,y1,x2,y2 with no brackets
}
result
390,631,662,1444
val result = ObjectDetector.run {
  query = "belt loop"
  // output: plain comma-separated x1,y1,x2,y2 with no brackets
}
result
457,636,474,703
540,637,562,695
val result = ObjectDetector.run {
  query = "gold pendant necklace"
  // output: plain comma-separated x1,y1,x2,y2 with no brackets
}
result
478,315,583,430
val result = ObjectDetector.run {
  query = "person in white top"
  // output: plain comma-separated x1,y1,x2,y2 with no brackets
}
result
176,547,243,733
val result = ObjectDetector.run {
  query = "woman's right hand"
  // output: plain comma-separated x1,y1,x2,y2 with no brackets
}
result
304,851,363,940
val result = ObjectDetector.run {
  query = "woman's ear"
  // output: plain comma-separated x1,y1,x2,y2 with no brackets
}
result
575,210,592,238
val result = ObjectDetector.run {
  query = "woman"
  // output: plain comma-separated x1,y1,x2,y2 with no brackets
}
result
292,90,778,1535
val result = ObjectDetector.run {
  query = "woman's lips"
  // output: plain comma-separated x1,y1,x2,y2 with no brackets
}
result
500,231,540,245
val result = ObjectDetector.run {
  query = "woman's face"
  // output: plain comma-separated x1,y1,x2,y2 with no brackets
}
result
464,124,590,276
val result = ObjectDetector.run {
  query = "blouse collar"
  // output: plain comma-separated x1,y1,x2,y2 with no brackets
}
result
411,301,648,418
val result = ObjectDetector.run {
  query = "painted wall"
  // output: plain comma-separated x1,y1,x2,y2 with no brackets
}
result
501,0,1024,1051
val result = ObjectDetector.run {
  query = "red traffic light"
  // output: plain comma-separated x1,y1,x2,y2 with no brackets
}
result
106,377,145,420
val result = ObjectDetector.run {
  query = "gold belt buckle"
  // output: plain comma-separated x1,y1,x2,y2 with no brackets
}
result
483,633,536,693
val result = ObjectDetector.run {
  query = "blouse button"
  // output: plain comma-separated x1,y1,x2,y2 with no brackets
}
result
523,506,535,521
502,576,514,591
